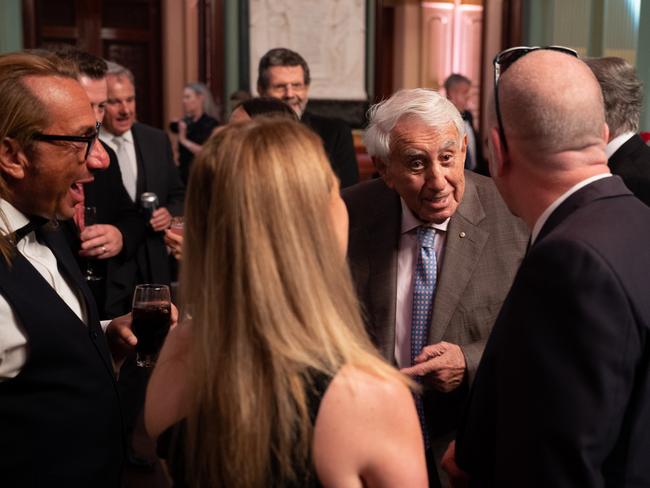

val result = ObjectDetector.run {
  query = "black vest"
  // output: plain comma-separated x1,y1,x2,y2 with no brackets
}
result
0,226,125,486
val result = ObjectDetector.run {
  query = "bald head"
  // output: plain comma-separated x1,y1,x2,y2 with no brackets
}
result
499,50,606,154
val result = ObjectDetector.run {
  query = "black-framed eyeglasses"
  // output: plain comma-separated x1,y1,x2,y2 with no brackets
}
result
493,46,578,152
32,121,102,160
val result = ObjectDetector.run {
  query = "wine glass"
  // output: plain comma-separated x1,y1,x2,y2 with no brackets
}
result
131,284,172,367
80,206,102,282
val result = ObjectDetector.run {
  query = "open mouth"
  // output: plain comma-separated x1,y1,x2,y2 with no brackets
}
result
424,193,450,207
68,178,93,203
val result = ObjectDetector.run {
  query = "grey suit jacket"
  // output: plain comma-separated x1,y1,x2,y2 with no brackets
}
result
343,172,528,435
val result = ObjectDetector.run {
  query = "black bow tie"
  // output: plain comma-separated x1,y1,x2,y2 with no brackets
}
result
13,217,49,243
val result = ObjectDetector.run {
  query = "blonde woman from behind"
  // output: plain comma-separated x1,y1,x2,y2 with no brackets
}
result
145,118,427,487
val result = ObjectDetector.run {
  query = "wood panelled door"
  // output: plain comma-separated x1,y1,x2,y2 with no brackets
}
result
23,0,163,128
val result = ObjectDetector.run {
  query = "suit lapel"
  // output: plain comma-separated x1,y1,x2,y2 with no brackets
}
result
536,176,632,245
608,134,644,172
38,225,103,337
429,177,489,344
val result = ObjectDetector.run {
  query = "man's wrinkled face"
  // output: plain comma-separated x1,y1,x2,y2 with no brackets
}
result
447,82,471,113
104,74,136,136
380,117,466,224
260,66,309,116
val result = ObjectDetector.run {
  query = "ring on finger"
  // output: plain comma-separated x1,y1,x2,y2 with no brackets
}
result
101,245,107,253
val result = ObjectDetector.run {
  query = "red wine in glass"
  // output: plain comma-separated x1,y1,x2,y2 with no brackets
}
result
132,284,172,367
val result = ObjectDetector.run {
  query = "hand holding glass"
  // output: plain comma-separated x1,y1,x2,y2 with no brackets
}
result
132,284,172,367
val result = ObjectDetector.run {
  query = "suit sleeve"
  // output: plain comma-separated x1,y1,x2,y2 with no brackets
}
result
331,121,359,189
479,239,641,486
161,132,185,216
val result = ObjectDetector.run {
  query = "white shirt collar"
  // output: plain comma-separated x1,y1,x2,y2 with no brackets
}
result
0,199,31,236
605,131,635,159
530,173,612,245
400,197,450,234
99,127,134,145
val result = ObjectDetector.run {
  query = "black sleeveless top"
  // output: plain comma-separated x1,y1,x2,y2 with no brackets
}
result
159,370,333,487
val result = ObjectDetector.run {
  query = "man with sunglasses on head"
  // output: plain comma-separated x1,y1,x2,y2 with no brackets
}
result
0,51,141,485
444,47,650,487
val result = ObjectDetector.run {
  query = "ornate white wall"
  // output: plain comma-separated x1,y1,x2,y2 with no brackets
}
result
249,0,367,100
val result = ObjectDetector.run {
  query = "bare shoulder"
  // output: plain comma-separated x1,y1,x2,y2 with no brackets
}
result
326,364,413,411
313,364,428,488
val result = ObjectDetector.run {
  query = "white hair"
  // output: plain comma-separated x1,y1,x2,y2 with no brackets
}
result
364,88,465,161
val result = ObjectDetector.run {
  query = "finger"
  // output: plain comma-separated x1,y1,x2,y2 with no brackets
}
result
120,329,137,346
400,362,430,377
80,237,104,250
414,345,446,363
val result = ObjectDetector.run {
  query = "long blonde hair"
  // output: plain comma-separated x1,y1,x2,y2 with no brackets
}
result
181,119,401,486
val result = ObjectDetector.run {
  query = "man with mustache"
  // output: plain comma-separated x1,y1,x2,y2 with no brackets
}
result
0,51,137,485
343,88,527,486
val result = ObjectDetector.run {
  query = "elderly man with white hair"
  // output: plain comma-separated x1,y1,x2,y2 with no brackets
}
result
342,88,528,486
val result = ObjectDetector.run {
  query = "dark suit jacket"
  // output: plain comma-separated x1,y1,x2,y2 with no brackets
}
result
343,172,528,436
456,176,650,487
462,111,487,176
62,141,147,318
301,111,359,188
108,123,185,298
608,133,650,206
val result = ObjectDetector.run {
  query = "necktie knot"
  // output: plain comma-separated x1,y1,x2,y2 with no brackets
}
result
417,226,436,249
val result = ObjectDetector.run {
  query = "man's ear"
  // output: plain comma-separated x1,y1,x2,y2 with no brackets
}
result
0,138,28,180
488,127,509,178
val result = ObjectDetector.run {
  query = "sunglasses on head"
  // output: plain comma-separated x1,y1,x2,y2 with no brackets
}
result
493,46,578,152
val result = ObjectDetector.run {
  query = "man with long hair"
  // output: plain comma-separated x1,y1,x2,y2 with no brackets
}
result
0,51,137,485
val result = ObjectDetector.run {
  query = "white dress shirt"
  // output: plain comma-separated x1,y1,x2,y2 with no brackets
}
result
100,127,139,201
605,131,635,159
395,199,449,368
0,200,86,381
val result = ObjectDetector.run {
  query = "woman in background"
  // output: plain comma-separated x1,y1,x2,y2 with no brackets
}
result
165,98,297,259
146,119,427,487
173,82,220,184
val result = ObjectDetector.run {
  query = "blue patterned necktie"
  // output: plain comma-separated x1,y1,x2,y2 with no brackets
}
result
411,226,437,448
